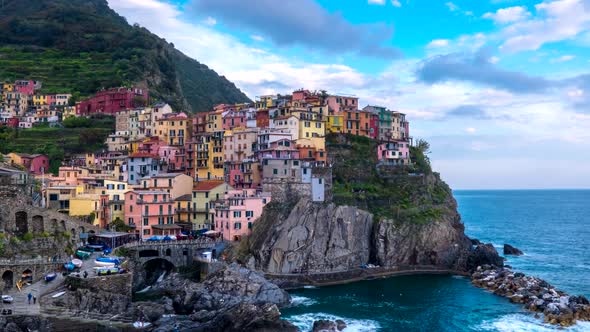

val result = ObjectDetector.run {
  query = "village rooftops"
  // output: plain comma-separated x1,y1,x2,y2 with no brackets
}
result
128,152,160,159
193,180,225,191
174,194,192,201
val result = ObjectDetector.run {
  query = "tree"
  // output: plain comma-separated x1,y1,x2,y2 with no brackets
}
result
410,139,432,174
110,217,131,232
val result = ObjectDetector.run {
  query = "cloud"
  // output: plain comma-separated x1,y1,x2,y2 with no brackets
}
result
391,0,402,7
445,2,459,11
368,0,385,4
416,50,553,93
427,39,450,48
465,127,477,133
552,54,576,62
482,6,530,24
204,16,216,26
446,105,492,119
499,0,590,53
188,0,401,58
251,35,264,42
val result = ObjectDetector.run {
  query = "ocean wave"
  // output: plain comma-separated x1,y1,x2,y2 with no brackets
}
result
479,314,590,332
303,285,318,289
290,295,318,307
286,312,380,332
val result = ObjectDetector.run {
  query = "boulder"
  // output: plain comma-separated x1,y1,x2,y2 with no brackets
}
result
312,319,338,332
467,244,504,270
503,244,524,256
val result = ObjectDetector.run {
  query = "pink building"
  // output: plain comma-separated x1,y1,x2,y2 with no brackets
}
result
377,141,411,166
137,137,165,155
14,80,38,95
211,189,271,241
222,109,246,130
326,95,359,114
10,153,49,175
124,190,180,238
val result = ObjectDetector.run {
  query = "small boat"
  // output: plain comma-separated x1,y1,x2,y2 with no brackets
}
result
44,273,57,282
96,257,121,265
94,260,116,268
133,321,151,329
95,267,119,275
87,244,104,250
1,295,13,304
71,259,83,268
51,291,66,298
75,250,91,259
63,262,75,271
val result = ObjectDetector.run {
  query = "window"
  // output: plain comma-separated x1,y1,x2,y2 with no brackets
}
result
205,192,209,198
130,206,133,213
233,211,242,218
319,178,323,184
234,222,241,229
273,169,278,175
293,160,299,166
246,211,253,218
143,218,149,226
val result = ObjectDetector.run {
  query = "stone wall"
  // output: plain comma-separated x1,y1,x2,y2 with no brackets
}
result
66,273,132,297
262,166,333,203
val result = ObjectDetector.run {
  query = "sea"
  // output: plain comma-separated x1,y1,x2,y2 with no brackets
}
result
282,190,590,331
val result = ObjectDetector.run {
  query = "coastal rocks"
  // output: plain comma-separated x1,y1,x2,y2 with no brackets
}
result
471,265,590,326
147,264,295,331
467,244,504,270
312,319,347,332
248,199,374,274
503,244,524,256
0,316,53,332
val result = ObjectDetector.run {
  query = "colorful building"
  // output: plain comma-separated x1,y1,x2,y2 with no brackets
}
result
76,87,148,115
124,190,179,238
211,189,271,241
191,180,231,230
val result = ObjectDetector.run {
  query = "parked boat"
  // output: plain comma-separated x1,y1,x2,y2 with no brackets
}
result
63,262,75,271
94,260,116,268
94,267,119,275
133,321,151,329
75,250,91,259
96,257,121,265
51,291,65,298
87,244,104,250
44,272,57,282
71,259,83,268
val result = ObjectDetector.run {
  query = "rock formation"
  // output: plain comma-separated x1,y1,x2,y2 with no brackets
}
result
472,265,590,326
503,244,524,256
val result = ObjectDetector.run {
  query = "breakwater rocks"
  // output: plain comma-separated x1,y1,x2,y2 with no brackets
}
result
472,265,590,326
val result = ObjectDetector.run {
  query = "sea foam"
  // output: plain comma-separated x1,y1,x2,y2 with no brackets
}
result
480,314,590,332
286,312,380,332
289,295,318,307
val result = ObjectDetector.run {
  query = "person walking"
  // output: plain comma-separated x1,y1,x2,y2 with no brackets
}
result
33,296,37,305
27,292,32,305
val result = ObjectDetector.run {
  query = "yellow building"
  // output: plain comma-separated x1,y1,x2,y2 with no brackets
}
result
32,95,47,107
2,83,14,92
97,180,128,223
327,114,344,134
194,134,224,181
69,193,101,225
62,107,76,118
174,194,192,225
154,113,189,146
191,180,231,230
206,109,224,133
293,110,326,152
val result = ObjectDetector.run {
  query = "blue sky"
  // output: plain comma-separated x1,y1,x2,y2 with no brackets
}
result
109,0,590,189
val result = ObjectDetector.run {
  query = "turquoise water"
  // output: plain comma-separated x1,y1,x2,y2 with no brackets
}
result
282,190,590,331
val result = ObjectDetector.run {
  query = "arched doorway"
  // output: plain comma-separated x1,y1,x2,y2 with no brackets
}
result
70,228,76,240
15,211,28,236
142,258,175,286
165,248,172,256
51,219,58,232
2,270,14,290
31,215,44,233
60,220,66,231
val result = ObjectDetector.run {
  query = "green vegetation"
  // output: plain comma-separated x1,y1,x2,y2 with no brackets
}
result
0,0,250,112
21,232,34,242
0,115,114,174
114,246,129,258
327,134,453,223
110,217,131,232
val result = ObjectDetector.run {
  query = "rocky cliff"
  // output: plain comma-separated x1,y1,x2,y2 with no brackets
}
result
239,135,501,277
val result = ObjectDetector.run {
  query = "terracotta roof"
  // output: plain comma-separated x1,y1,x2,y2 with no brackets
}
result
129,152,159,159
175,194,192,201
193,180,225,191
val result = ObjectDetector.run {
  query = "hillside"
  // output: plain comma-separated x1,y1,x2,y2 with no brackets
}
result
0,0,250,111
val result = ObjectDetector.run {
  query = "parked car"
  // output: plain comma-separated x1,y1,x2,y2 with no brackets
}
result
2,295,14,304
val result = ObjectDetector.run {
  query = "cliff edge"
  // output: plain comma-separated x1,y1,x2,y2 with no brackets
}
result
236,135,501,280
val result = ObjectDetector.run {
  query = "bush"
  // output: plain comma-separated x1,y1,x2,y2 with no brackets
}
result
21,232,34,242
63,116,91,128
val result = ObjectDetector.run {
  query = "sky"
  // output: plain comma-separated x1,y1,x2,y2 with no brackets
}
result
108,0,590,189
